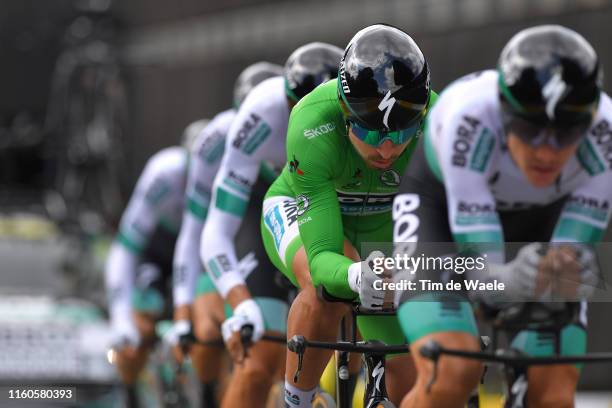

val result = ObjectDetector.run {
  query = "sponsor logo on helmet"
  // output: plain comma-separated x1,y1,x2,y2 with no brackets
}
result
380,169,400,187
304,122,336,139
378,91,397,129
339,58,350,94
296,194,310,216
288,155,304,175
452,116,481,167
542,68,569,120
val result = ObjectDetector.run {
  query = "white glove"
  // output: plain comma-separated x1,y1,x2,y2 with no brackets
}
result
237,251,259,279
484,243,542,300
110,318,141,350
221,299,264,343
575,245,599,299
163,319,192,347
347,251,386,310
549,244,600,299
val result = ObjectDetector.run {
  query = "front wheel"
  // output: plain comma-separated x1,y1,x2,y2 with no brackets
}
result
312,391,337,408
371,400,395,408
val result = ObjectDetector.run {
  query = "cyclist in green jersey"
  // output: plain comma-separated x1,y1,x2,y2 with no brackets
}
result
260,24,437,407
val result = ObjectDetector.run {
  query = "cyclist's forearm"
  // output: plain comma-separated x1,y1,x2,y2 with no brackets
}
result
200,208,245,298
173,304,191,321
310,252,355,300
105,242,137,325
173,212,205,307
226,284,252,310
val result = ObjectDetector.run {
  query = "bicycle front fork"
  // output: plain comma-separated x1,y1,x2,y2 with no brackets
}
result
363,344,391,408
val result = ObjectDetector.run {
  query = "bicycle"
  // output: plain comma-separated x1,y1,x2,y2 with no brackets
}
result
419,302,612,408
284,286,491,408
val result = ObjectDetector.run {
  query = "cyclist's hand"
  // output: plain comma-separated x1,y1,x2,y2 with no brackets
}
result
163,319,192,363
221,299,264,361
224,329,245,363
237,251,259,279
575,245,600,298
484,243,542,302
110,319,141,351
541,245,599,300
348,251,386,310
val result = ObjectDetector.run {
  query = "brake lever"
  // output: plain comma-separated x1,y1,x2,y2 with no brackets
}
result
239,324,254,360
287,335,306,383
419,340,442,393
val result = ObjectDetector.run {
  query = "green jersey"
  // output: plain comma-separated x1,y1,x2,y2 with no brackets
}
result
266,79,437,299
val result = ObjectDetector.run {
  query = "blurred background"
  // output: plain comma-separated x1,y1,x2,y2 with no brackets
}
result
1,0,612,406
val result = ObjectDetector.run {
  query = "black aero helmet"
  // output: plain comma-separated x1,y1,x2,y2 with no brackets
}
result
338,24,431,132
284,42,344,102
498,25,602,127
233,62,284,108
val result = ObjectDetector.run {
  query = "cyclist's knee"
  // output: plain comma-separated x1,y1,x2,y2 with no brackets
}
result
430,357,481,397
413,333,482,398
234,357,275,388
528,392,573,408
527,366,577,408
194,312,221,341
295,284,349,321
133,312,156,341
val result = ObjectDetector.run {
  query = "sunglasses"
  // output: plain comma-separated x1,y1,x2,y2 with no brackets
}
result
502,112,591,149
350,120,421,147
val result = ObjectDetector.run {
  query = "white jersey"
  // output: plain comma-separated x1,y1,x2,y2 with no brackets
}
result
426,70,612,260
105,146,187,326
172,109,236,306
201,76,289,297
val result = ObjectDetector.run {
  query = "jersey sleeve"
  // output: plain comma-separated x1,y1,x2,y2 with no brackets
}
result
552,169,612,243
200,108,275,298
433,110,505,262
105,158,174,324
287,108,355,300
105,242,138,327
172,136,219,306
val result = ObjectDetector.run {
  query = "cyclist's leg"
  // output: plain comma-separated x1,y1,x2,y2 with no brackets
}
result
351,219,419,404
221,260,289,406
394,138,483,408
510,312,586,408
115,262,167,385
262,195,358,406
221,330,286,408
218,183,292,407
402,331,481,408
191,273,228,406
495,197,581,408
357,315,416,405
115,310,157,384
284,246,355,396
